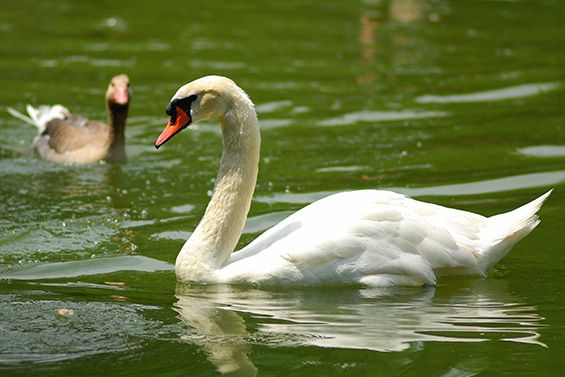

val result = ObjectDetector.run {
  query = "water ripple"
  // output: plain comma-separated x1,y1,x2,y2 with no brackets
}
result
0,294,166,364
518,145,565,158
255,170,564,204
318,110,447,127
255,101,293,113
175,281,545,356
416,82,559,104
0,256,172,281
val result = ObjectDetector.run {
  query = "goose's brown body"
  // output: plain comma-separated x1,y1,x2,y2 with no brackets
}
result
30,74,131,164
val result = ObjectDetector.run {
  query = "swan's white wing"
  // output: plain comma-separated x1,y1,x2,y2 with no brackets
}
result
222,190,485,285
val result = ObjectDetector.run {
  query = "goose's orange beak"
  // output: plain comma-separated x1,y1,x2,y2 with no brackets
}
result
155,107,191,149
113,87,129,105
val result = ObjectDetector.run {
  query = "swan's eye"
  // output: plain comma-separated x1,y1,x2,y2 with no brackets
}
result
166,103,175,116
178,95,197,111
169,112,177,125
166,95,197,119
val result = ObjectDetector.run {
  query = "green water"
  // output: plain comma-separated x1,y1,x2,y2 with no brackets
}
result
1,0,565,375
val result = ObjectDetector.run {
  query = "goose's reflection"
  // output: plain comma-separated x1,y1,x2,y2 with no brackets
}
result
174,279,545,375
357,0,425,87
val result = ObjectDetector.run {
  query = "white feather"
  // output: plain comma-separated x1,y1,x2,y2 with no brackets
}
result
218,190,551,286
23,104,70,133
6,107,34,125
6,104,72,134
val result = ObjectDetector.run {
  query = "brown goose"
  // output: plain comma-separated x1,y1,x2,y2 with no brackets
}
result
8,74,131,164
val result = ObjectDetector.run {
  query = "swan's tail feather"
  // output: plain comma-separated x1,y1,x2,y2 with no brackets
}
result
7,104,70,134
477,190,552,273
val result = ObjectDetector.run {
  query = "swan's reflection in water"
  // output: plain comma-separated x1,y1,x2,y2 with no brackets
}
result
175,283,257,376
175,285,258,377
175,279,544,375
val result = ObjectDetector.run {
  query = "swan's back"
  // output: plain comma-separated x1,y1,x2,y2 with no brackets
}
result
221,190,549,286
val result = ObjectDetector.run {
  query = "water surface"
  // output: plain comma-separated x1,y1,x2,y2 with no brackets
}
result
1,0,565,376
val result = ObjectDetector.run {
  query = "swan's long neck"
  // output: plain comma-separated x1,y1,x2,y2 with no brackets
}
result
176,94,260,280
106,103,128,163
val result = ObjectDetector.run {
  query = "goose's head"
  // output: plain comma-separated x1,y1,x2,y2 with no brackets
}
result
155,75,246,149
106,74,131,108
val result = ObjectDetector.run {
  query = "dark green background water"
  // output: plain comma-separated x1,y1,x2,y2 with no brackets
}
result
1,0,564,375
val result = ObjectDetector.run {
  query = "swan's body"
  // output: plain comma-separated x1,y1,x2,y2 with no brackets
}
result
8,74,131,164
156,75,551,287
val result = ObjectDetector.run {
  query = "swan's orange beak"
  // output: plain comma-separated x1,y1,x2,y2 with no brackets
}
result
155,107,191,149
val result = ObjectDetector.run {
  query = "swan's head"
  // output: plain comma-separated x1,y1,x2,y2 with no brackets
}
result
155,75,247,149
106,74,131,107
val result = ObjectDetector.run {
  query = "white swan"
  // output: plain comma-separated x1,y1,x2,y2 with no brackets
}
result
155,75,551,287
